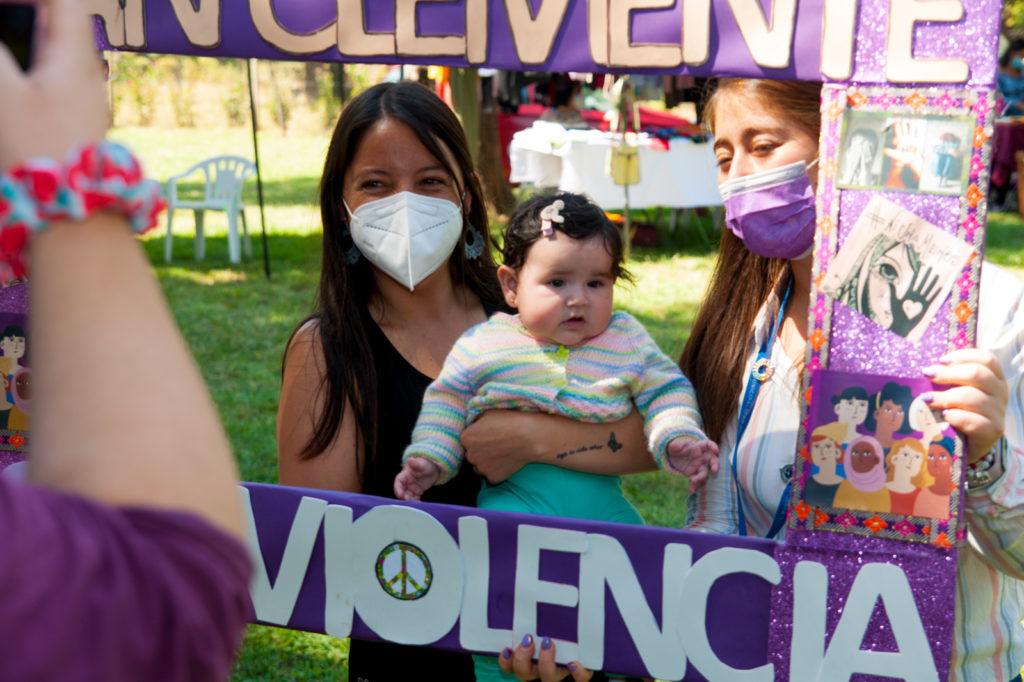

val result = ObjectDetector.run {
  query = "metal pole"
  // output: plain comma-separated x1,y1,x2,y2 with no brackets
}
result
247,59,272,279
623,182,631,262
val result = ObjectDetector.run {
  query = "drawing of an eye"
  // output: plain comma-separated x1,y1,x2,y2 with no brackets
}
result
878,262,899,281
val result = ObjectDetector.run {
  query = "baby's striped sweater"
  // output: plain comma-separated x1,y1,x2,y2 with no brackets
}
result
403,311,705,481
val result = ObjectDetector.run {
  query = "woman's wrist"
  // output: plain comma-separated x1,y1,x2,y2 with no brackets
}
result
0,141,164,279
966,437,1006,490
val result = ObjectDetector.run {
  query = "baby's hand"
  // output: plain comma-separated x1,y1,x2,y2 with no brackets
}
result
666,436,720,494
394,457,442,501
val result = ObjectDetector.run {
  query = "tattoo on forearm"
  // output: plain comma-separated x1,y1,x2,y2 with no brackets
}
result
554,432,623,460
555,442,604,460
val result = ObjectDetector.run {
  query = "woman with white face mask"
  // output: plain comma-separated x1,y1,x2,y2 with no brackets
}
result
679,78,1024,681
277,81,650,681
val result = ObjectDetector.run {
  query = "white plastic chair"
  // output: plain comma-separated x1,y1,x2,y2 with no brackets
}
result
164,156,256,264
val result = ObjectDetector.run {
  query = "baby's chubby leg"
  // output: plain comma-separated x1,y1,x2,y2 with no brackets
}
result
665,436,720,494
394,456,442,501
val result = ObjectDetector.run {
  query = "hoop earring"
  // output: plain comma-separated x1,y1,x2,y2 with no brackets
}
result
341,223,361,265
464,226,484,260
346,244,361,265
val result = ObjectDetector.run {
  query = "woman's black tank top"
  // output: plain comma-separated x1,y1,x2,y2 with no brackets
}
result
347,307,490,681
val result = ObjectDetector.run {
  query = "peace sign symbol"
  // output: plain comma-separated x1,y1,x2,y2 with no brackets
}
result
375,541,433,600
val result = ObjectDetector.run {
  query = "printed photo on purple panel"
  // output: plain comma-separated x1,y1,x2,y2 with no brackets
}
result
919,117,972,193
837,113,885,189
837,112,972,195
821,196,973,343
803,369,956,521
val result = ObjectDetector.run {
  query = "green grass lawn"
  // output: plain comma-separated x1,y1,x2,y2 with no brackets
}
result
118,126,1024,680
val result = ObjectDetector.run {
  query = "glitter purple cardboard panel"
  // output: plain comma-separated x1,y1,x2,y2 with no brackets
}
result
848,0,1000,88
784,0,998,671
90,0,999,84
769,530,958,682
800,85,990,548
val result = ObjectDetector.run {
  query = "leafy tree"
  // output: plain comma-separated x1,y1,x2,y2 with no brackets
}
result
1005,1,1024,34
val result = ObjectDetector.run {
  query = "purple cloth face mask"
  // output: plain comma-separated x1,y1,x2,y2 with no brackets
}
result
718,159,817,260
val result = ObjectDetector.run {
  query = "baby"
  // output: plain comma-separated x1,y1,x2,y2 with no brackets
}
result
394,192,718,515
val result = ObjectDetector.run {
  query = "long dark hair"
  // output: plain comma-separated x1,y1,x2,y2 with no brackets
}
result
286,81,502,469
679,78,822,442
502,192,633,284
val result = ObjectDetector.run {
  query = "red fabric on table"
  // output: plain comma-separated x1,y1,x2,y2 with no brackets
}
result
990,120,1024,189
497,104,701,179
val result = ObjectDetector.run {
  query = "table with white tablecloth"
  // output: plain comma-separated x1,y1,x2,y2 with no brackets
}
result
508,125,723,210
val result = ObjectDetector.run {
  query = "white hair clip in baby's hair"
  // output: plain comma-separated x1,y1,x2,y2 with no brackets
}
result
540,199,565,237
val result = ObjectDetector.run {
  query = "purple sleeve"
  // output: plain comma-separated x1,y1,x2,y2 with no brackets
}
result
0,476,252,682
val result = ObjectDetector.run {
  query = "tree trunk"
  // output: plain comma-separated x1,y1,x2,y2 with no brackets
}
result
477,74,515,216
330,63,349,104
267,61,289,135
303,62,319,102
449,68,480,164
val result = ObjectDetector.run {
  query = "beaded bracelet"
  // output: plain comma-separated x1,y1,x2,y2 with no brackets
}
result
966,437,1006,489
0,141,165,279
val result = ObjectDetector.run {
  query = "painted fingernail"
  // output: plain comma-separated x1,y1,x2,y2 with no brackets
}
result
502,648,512,660
521,634,532,648
923,367,937,378
942,409,950,419
568,662,578,672
541,636,552,650
921,392,934,403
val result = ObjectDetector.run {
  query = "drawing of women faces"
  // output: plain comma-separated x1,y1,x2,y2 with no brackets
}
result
863,381,915,451
831,386,870,444
12,368,29,415
908,394,950,445
885,438,932,515
913,439,953,520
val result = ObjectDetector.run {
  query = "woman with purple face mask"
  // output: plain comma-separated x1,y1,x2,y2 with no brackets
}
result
675,78,1024,681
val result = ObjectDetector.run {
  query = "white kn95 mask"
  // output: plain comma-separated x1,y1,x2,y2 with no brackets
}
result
344,191,464,291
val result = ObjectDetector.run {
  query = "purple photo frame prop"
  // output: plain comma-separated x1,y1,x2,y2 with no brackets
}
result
86,0,1005,678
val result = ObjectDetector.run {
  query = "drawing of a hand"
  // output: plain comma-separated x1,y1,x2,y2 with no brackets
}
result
887,265,941,336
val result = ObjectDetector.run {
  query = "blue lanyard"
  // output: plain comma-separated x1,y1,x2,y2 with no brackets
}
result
731,278,792,539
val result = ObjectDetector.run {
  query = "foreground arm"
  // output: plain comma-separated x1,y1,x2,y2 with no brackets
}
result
30,219,245,534
0,0,250,677
11,0,242,541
